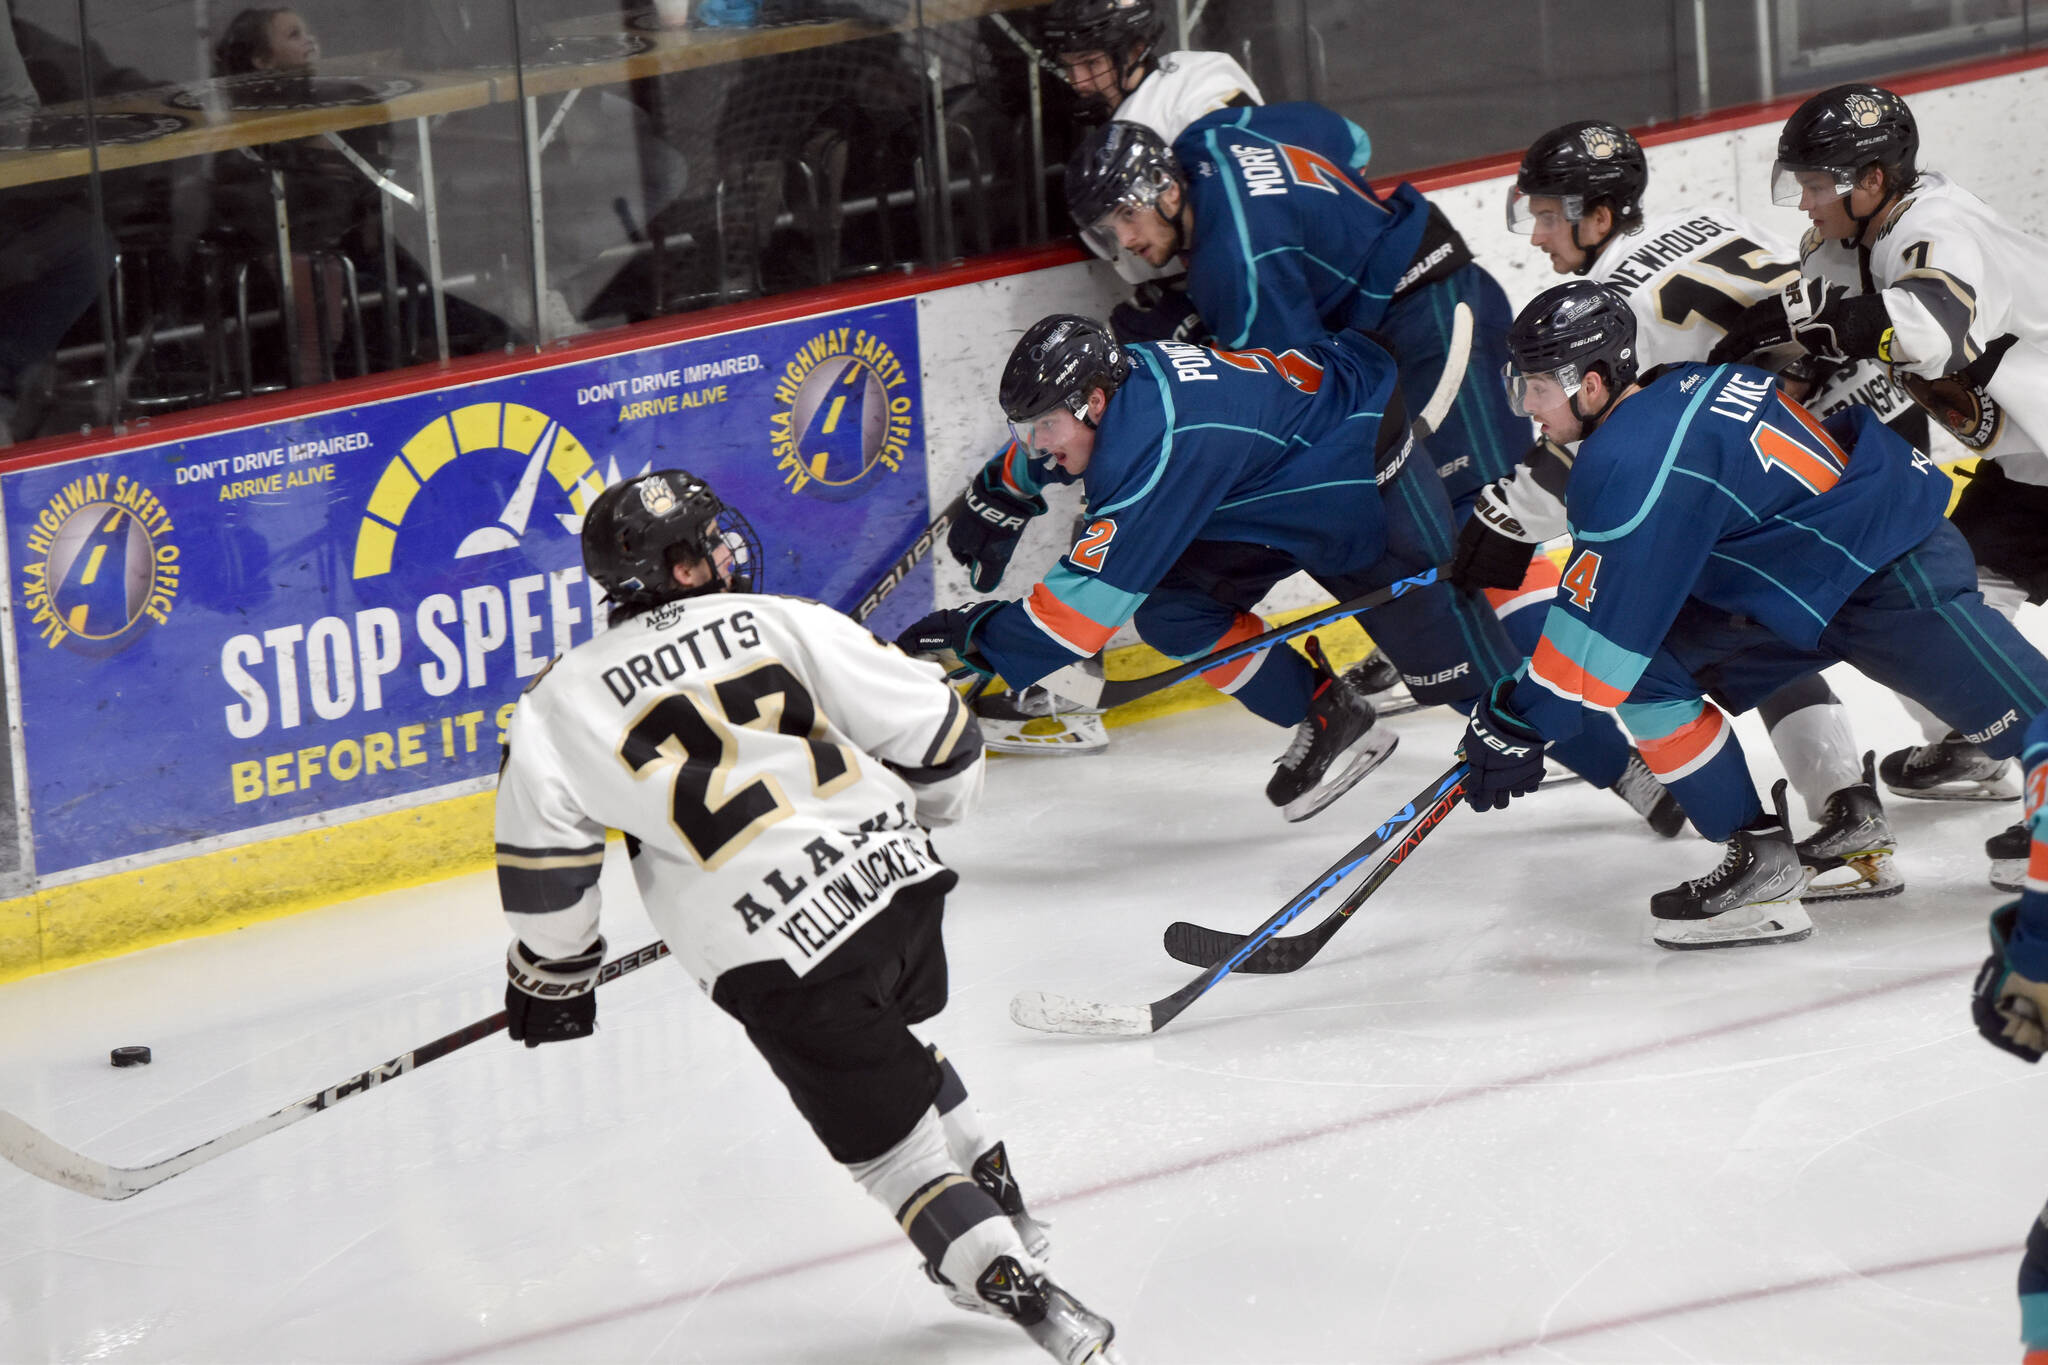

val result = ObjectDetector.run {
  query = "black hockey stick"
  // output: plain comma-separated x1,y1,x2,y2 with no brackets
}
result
1008,768,1469,1038
851,493,966,623
1162,761,1469,973
1035,301,1476,711
1032,566,1448,712
0,940,672,1201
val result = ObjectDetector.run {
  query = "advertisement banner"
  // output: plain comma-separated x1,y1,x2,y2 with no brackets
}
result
5,301,932,879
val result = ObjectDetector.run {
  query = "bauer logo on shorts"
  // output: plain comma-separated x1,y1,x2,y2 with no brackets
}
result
769,326,915,501
17,473,180,656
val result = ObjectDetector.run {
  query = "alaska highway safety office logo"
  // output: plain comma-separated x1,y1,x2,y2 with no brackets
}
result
19,472,180,656
769,326,915,501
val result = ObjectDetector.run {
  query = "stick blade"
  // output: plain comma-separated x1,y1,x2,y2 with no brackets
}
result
1009,990,1154,1037
0,1110,137,1200
1162,921,1319,975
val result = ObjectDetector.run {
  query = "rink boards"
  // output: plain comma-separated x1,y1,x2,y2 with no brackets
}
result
1,51,2045,982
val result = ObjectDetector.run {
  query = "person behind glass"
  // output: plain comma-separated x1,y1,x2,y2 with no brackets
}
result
210,7,379,388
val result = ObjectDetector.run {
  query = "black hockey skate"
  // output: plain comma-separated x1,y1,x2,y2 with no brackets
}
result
971,1141,1051,1259
1650,783,1810,949
1267,637,1397,822
1796,753,1902,902
1610,750,1687,839
1990,821,2029,893
975,1257,1122,1365
1879,733,2019,802
1340,646,1419,716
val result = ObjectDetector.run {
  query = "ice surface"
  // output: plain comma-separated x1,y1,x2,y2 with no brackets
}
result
1,661,2042,1362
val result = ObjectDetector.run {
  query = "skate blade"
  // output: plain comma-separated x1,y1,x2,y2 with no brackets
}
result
1883,776,2020,802
983,716,1109,756
1279,729,1399,823
1800,852,1904,903
1654,899,1812,950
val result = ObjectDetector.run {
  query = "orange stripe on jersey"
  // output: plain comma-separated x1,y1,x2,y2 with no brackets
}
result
996,441,1031,497
1198,611,1270,692
1529,636,1629,712
1635,706,1729,782
1483,554,1561,615
1023,582,1117,656
1753,423,1841,494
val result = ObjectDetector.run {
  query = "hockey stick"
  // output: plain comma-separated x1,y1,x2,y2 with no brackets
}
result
1162,761,1468,973
0,940,672,1201
851,493,965,624
1008,768,1469,1038
1036,301,1476,710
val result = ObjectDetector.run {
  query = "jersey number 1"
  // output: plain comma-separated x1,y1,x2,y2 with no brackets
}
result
619,662,858,870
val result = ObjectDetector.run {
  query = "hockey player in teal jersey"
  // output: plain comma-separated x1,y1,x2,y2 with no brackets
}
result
1968,708,2048,1356
1063,110,1670,832
899,313,1521,822
1462,281,2048,947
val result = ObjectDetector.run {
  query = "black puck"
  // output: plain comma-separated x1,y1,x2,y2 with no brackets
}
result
110,1046,152,1067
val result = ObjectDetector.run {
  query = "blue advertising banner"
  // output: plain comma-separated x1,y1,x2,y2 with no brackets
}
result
5,301,934,879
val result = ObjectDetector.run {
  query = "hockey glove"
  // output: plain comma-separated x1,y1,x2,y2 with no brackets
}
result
1451,481,1540,592
506,936,605,1048
1459,675,1547,812
896,600,1003,680
1708,277,1894,366
948,460,1045,593
1109,279,1207,345
1972,903,2048,1062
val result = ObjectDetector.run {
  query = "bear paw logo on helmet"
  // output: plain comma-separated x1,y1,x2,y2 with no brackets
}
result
638,478,679,517
1843,91,1886,127
1580,126,1620,161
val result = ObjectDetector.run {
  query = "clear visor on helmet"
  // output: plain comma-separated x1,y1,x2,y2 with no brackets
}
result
1008,400,1081,461
1078,168,1173,259
1502,360,1583,419
1770,160,1856,209
1505,186,1585,236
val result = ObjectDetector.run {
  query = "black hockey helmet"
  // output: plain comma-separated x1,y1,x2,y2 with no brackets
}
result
1000,314,1131,452
1040,0,1164,118
1507,120,1648,262
1772,83,1918,214
1503,281,1639,429
581,469,762,611
1065,120,1183,258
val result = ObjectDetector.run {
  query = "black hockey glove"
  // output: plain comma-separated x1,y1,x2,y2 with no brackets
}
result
1451,482,1539,592
1707,277,1893,366
896,600,1003,680
948,460,1045,593
1109,280,1207,345
1972,903,2048,1063
1459,675,1546,813
505,936,605,1048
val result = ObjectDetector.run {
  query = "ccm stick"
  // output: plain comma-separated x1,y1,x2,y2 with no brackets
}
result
0,940,672,1201
1162,762,1469,973
1009,766,1470,1038
1037,301,1476,711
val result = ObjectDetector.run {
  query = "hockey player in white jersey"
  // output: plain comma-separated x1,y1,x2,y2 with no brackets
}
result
1459,119,1912,902
494,470,1119,1364
1711,83,2048,865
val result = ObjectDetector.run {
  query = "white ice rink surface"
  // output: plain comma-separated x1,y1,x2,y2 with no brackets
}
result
4,662,2046,1363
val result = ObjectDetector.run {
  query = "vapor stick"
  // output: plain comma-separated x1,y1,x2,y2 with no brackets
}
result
0,941,672,1201
1038,301,1476,710
1162,762,1468,973
1008,772,1467,1037
851,493,965,623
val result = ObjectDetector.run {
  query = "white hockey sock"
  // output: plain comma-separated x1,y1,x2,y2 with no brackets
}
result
1901,694,1950,745
927,1043,991,1169
1767,702,1865,824
847,1107,1033,1300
